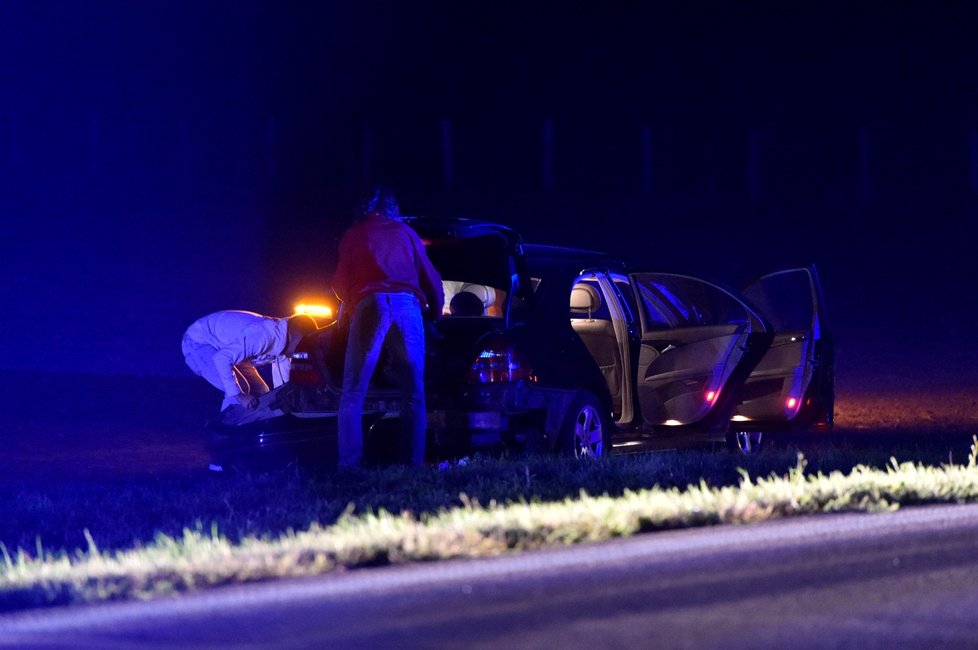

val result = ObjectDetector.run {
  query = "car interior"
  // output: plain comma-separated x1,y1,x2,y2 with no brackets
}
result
423,232,515,320
569,279,624,417
442,280,505,318
629,273,758,426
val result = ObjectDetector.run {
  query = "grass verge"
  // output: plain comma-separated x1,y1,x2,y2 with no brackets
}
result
3,438,978,611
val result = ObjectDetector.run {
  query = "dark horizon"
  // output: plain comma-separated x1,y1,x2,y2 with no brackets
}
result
3,1,978,377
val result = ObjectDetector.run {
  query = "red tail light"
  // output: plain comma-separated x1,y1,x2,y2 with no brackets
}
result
467,344,534,383
288,351,319,384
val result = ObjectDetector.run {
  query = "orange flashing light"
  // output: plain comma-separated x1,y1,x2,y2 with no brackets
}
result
294,303,334,319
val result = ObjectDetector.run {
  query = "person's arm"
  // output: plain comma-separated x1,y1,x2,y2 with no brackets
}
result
211,347,258,408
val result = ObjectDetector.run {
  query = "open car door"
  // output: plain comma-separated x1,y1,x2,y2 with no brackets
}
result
629,273,769,429
735,266,833,429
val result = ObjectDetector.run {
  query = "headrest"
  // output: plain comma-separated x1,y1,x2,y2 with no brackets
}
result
460,283,494,307
570,284,600,314
450,291,486,317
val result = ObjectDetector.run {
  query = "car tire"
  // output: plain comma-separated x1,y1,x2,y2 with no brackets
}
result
727,430,763,455
557,391,610,459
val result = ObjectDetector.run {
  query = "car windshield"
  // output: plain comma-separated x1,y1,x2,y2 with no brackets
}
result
424,234,512,319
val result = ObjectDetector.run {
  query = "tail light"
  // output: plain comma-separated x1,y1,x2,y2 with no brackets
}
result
467,343,534,383
288,350,319,384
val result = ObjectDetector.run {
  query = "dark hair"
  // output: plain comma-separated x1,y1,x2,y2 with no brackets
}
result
358,186,400,221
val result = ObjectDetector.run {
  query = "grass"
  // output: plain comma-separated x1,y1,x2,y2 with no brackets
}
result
2,432,978,611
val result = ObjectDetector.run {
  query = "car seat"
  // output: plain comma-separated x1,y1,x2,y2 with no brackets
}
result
570,284,600,318
569,282,623,416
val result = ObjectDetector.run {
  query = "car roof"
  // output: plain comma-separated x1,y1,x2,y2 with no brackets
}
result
401,216,521,242
524,243,626,273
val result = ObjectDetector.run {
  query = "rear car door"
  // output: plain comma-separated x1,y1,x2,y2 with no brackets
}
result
629,273,767,427
734,266,833,427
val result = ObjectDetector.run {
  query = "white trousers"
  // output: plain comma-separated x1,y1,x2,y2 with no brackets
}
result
182,337,269,411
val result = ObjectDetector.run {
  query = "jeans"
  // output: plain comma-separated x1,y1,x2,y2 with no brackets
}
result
338,292,426,467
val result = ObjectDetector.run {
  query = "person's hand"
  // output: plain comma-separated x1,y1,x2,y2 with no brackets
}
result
236,393,259,409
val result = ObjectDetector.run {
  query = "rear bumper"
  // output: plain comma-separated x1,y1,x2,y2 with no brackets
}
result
215,380,577,458
427,381,575,451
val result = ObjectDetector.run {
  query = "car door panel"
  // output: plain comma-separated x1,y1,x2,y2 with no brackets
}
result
637,323,749,424
736,266,831,425
629,273,764,427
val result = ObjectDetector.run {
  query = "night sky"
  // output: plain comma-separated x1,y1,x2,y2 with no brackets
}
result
2,1,977,378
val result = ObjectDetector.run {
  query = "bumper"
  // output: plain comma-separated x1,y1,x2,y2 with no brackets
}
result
427,381,575,451
216,380,578,459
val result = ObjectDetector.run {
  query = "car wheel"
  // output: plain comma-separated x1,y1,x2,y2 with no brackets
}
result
558,391,609,459
727,430,763,455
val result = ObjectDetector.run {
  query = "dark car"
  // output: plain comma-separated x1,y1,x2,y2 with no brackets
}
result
209,216,832,468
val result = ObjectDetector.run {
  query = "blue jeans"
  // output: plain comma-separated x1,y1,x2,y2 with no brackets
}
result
338,292,427,467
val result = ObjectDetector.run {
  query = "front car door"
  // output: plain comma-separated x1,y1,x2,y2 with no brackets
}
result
734,266,834,429
629,273,768,429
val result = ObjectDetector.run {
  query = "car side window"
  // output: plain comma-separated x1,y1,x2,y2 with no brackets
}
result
634,283,678,328
658,278,749,326
632,274,757,329
742,269,814,331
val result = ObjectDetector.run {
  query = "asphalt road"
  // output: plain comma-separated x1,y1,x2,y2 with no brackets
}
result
3,504,978,649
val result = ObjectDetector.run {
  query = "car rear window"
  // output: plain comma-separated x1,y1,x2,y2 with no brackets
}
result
424,234,513,319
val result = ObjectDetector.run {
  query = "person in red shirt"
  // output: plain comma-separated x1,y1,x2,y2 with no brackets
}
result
332,188,444,468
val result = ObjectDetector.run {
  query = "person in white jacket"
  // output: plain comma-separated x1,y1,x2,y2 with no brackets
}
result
182,310,319,412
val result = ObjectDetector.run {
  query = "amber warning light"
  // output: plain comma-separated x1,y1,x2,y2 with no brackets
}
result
294,303,334,320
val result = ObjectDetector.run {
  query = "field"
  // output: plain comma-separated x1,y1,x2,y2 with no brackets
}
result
2,367,978,608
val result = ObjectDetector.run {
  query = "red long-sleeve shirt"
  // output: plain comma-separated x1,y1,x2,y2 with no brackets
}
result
332,215,444,317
